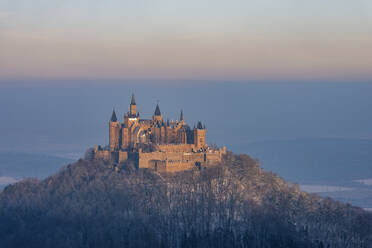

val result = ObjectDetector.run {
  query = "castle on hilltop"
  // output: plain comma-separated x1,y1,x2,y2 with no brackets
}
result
94,94,226,172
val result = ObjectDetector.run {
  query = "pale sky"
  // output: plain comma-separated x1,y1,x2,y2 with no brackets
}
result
0,0,371,81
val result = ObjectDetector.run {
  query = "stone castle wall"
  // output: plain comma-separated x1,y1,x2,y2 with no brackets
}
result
156,144,195,152
94,149,116,163
94,144,225,173
138,151,195,172
118,151,128,163
138,149,219,173
205,151,222,165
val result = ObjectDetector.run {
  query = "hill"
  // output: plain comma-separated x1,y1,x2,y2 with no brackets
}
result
0,152,371,248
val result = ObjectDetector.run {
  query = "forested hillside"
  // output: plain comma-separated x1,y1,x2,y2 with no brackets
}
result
0,152,371,248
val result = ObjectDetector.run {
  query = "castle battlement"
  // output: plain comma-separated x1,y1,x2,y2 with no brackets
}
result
93,94,226,172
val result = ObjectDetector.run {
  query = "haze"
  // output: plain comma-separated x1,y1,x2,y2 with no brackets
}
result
0,81,371,154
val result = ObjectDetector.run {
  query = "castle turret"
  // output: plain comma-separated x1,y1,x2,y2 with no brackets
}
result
111,109,117,122
179,109,184,124
109,109,121,151
130,94,136,116
194,121,206,150
153,103,163,123
125,94,139,128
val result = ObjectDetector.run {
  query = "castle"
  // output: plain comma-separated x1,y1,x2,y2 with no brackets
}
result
94,95,226,172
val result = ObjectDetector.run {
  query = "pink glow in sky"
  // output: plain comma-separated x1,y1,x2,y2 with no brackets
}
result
1,0,371,81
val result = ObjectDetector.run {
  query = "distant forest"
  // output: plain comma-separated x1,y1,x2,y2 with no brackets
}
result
0,152,371,248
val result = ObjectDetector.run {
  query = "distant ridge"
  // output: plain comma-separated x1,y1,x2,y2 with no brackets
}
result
0,152,73,184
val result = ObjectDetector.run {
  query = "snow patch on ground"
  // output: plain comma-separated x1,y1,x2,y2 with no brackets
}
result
0,176,20,186
354,179,372,186
300,185,353,193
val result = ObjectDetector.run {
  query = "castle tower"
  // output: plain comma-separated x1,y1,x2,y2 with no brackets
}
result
153,103,163,123
194,121,206,150
179,109,184,124
125,94,139,128
130,94,136,116
109,109,121,151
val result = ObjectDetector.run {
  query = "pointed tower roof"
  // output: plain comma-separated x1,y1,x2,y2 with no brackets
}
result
197,121,203,129
154,103,161,116
131,94,136,105
111,109,118,122
180,109,184,121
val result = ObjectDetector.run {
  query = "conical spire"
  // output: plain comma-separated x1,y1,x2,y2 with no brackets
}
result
154,103,161,116
131,94,136,105
110,109,118,122
180,109,184,121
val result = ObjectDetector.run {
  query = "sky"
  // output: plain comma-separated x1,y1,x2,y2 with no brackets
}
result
1,82,372,156
1,0,372,81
